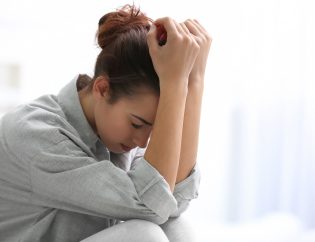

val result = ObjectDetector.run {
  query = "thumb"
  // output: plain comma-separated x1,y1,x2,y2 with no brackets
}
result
147,24,158,48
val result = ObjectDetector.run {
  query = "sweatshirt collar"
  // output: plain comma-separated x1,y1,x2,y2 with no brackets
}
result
58,75,100,150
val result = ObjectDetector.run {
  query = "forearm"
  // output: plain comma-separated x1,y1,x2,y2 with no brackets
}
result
176,82,204,183
175,18,211,183
144,84,188,191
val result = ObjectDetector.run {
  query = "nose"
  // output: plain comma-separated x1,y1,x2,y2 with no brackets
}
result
133,130,150,148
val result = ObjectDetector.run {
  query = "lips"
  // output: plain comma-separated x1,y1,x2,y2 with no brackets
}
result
121,144,132,152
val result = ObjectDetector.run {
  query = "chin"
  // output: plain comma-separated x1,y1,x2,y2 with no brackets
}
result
106,145,124,154
111,150,125,154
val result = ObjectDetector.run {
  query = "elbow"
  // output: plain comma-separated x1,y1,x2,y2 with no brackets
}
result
141,203,177,225
169,200,190,218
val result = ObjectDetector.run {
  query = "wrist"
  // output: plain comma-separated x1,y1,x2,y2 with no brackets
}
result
188,74,204,87
188,80,204,93
159,78,189,95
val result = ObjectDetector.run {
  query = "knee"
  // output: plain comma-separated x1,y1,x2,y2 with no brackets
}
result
160,216,196,242
128,219,169,242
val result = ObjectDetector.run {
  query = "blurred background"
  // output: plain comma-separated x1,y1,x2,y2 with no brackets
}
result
1,0,314,241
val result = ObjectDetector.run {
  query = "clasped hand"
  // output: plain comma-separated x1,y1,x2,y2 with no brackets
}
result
147,17,212,90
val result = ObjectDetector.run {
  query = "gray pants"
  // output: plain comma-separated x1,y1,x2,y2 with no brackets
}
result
81,217,195,242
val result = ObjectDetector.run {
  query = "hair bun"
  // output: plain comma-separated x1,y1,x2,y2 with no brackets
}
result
96,4,151,49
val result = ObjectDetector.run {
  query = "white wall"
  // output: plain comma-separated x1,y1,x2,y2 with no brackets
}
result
1,0,315,240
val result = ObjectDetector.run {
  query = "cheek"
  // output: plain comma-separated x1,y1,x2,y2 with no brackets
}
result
107,119,130,140
96,112,131,142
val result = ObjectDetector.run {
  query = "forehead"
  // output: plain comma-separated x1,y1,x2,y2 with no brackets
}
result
117,90,159,119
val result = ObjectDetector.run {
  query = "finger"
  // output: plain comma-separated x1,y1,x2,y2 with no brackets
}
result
192,19,213,43
173,20,187,36
190,19,212,42
184,19,202,37
154,17,178,35
179,22,190,35
147,23,159,49
180,22,200,47
192,19,208,33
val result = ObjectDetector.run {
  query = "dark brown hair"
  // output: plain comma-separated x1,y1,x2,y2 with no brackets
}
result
90,4,159,103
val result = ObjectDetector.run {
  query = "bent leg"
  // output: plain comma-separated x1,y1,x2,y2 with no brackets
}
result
160,216,196,242
81,219,169,242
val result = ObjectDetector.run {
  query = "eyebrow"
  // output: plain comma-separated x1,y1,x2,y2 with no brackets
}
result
131,114,153,126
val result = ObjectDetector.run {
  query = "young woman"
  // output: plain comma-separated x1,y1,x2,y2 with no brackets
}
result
0,4,211,242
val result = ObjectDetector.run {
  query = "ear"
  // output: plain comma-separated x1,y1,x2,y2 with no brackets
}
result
92,76,110,99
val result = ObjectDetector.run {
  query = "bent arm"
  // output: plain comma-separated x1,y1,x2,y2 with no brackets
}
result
176,83,203,184
28,140,177,225
144,85,187,192
176,19,212,183
145,17,199,192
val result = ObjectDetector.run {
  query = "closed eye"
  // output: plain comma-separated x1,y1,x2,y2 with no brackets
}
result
132,123,143,129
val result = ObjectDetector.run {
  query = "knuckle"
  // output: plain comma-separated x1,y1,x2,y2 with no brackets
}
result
175,34,183,42
184,34,191,42
179,34,189,43
164,16,173,23
196,36,203,45
205,33,212,41
194,41,201,50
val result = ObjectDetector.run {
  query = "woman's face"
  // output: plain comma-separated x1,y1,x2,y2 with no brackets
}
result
93,84,159,154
